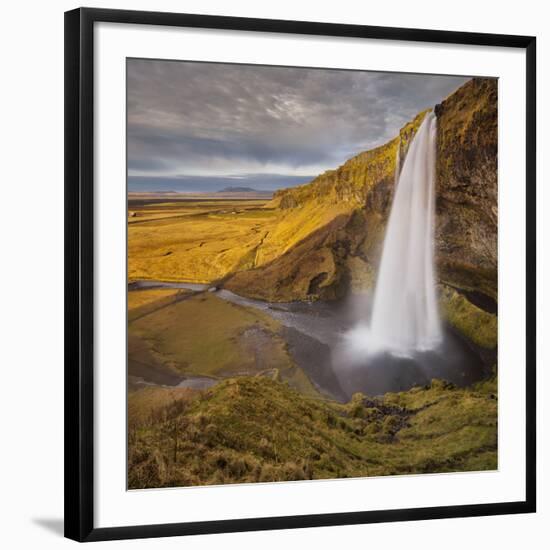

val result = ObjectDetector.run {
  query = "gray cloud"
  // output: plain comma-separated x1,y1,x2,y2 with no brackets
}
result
127,59,469,188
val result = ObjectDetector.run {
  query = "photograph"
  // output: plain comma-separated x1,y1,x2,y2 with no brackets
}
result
126,59,498,490
0,0,542,546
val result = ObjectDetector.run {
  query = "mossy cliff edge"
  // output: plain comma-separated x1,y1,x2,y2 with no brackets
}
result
226,78,498,352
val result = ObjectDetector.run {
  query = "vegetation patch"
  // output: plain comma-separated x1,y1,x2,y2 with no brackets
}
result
438,284,497,349
128,375,497,488
128,288,191,322
128,292,318,395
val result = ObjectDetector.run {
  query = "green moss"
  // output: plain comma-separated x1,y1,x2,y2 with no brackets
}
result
128,292,319,395
128,375,497,488
438,284,497,349
472,366,498,395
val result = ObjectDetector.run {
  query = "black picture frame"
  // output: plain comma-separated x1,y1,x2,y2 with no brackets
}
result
65,7,537,543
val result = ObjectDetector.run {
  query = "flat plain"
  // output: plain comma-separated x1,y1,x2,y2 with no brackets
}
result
128,195,276,284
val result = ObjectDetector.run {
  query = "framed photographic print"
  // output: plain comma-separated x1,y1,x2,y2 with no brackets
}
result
65,7,536,542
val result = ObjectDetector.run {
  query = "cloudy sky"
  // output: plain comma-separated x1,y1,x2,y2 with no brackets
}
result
127,59,469,192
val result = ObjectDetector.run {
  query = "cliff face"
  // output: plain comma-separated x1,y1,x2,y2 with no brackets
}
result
435,78,498,301
225,78,498,350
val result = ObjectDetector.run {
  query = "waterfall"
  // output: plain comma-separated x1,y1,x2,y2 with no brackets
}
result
354,111,442,356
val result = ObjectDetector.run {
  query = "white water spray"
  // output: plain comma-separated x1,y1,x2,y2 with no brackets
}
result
347,111,442,356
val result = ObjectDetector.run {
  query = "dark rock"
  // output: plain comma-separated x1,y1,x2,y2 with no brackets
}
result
435,78,498,299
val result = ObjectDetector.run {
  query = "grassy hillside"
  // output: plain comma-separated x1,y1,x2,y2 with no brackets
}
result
128,374,497,489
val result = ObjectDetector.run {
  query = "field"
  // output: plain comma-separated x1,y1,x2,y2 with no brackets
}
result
128,196,277,283
128,287,319,396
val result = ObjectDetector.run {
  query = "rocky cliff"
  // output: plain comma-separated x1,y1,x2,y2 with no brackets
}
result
435,78,498,302
225,78,498,351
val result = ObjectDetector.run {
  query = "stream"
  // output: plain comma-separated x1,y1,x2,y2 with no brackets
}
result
129,280,490,401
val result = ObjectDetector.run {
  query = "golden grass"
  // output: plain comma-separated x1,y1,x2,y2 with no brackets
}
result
128,200,278,283
128,385,197,429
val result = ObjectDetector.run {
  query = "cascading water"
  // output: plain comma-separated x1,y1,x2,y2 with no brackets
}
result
371,111,441,353
346,111,442,357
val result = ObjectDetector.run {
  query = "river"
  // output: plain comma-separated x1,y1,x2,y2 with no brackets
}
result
129,281,489,401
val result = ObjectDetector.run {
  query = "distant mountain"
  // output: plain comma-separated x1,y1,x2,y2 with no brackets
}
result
217,186,260,193
127,174,314,194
